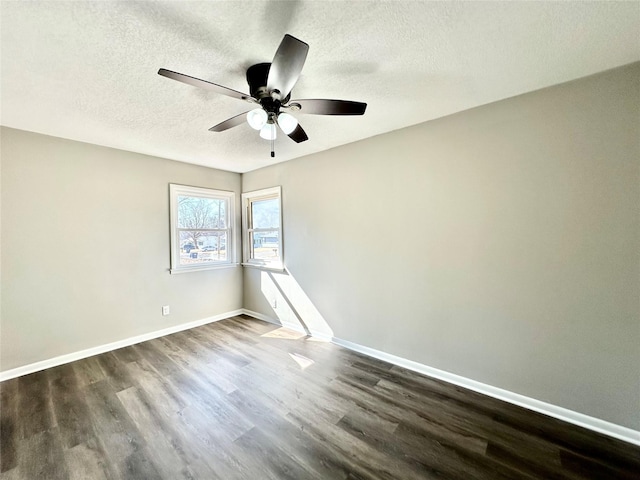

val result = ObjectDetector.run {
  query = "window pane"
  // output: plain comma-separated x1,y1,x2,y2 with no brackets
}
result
251,198,279,229
178,195,227,229
250,230,280,261
242,186,282,267
179,231,227,265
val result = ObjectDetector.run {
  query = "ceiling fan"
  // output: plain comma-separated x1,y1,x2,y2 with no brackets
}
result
158,34,367,156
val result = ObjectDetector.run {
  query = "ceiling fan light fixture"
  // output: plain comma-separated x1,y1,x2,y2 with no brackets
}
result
277,112,298,134
247,108,268,130
259,123,277,140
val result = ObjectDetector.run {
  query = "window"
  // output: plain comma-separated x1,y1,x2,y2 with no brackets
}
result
242,186,283,270
169,184,235,273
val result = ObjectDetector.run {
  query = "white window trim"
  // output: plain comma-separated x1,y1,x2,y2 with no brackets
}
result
169,184,237,274
241,186,284,271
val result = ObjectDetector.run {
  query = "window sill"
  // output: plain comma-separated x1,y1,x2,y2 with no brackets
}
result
170,263,239,274
241,262,285,273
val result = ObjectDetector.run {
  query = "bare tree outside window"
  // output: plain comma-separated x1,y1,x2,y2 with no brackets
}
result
169,184,235,272
178,195,226,259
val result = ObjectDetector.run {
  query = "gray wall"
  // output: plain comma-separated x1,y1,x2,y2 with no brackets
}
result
2,64,638,430
1,127,243,371
242,63,640,429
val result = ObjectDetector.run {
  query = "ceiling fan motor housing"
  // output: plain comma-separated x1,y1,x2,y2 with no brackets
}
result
246,63,290,108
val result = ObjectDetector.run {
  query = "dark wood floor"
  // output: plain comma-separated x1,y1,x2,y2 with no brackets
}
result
1,316,638,479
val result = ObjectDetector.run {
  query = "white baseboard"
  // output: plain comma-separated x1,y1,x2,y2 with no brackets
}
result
331,337,640,447
0,309,244,382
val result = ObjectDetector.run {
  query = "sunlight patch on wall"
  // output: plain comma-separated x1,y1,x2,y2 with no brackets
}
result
260,270,334,340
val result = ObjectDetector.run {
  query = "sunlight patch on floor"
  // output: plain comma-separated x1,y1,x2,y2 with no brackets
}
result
261,327,306,340
288,353,315,370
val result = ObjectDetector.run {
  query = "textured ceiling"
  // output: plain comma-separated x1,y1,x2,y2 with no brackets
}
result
1,1,639,173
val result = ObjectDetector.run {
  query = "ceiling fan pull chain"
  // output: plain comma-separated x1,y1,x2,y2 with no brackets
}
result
271,137,275,158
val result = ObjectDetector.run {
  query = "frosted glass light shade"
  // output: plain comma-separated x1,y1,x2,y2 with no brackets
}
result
247,108,268,130
259,123,277,140
277,112,298,134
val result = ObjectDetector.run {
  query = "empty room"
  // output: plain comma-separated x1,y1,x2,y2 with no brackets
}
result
1,1,639,479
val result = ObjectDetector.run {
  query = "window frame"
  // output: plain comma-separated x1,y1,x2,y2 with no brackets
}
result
241,186,284,271
169,183,236,274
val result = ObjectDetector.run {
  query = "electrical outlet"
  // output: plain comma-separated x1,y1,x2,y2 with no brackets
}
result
162,305,170,316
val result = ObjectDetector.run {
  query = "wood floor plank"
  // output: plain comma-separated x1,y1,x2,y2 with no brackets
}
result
287,410,427,480
493,409,640,475
150,334,240,395
228,315,275,335
162,330,215,363
0,467,21,480
121,377,241,479
63,439,110,480
72,356,106,388
331,375,491,461
188,328,252,367
233,360,349,425
403,410,489,455
166,367,254,444
374,377,496,431
0,379,19,473
393,418,538,480
215,321,261,345
485,441,572,480
116,386,196,480
1,317,638,480
83,379,147,478
17,371,56,439
110,345,141,365
118,449,163,480
125,358,187,416
225,389,354,480
339,403,400,436
16,428,68,480
232,426,321,480
559,448,640,480
47,364,94,449
168,402,258,479
133,341,182,378
96,352,134,393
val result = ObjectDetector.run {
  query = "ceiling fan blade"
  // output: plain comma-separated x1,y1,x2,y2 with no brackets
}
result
158,68,252,101
267,34,309,100
289,99,367,115
284,123,308,143
209,111,251,132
